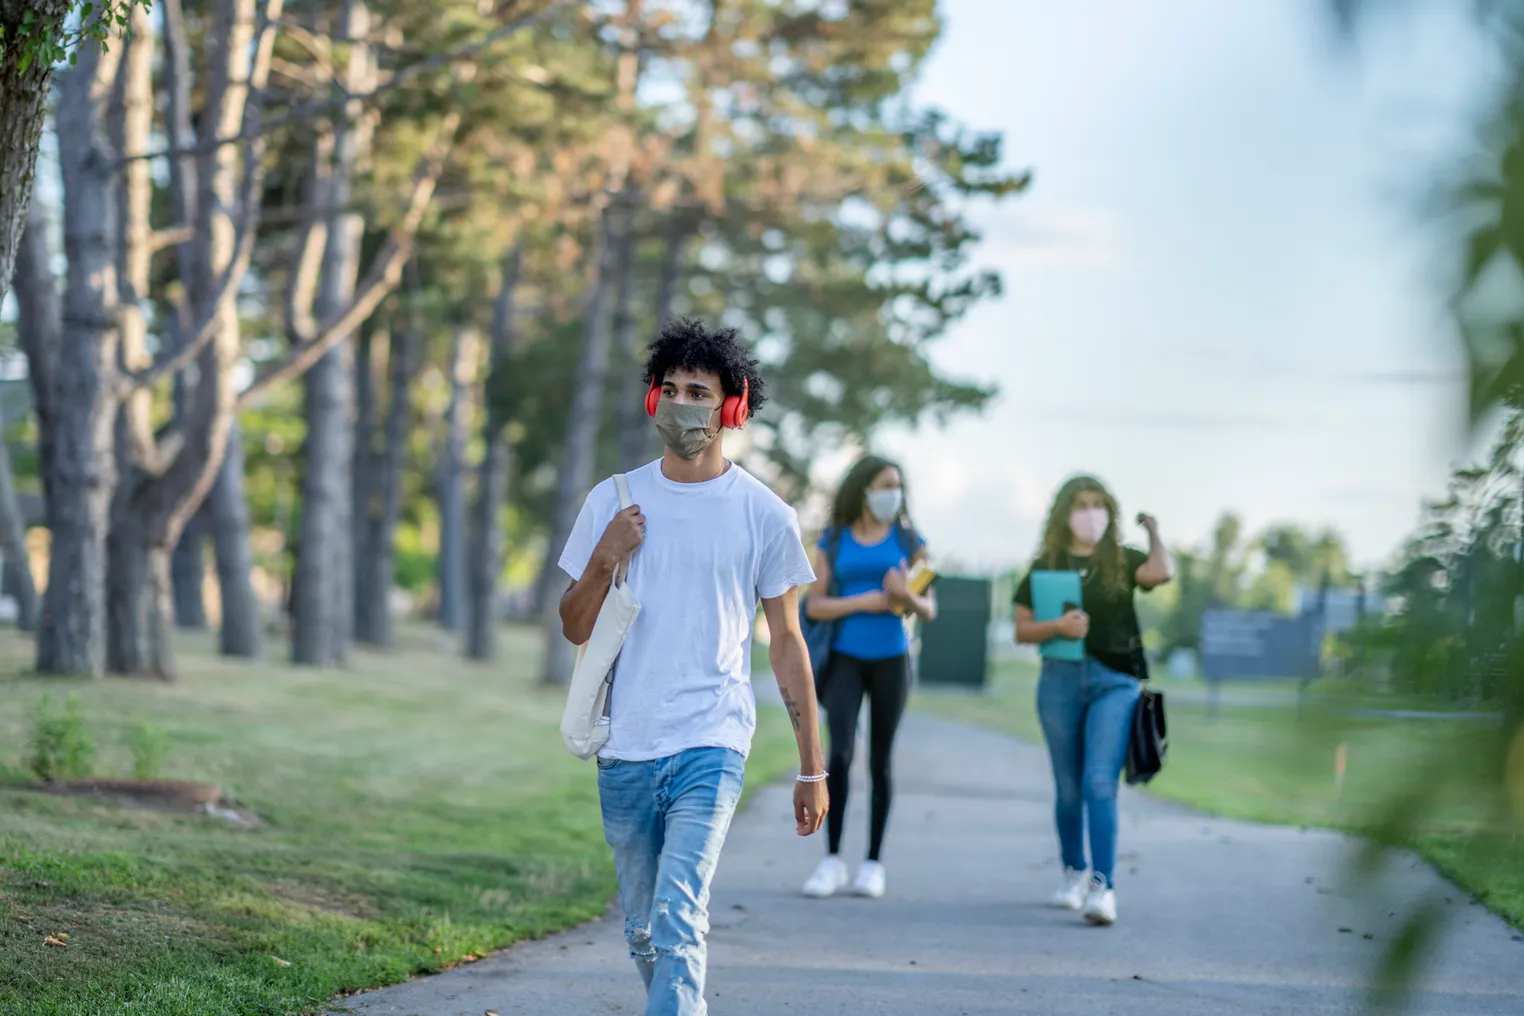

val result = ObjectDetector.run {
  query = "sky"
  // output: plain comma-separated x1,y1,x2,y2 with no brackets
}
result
0,1,1500,580
835,0,1504,575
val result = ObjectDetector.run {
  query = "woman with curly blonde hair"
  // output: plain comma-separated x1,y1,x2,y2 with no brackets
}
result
1014,474,1172,926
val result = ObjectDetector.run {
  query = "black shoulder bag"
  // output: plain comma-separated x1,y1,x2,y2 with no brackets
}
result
1124,634,1167,785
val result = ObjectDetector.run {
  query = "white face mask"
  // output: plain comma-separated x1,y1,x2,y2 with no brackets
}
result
1069,506,1110,545
866,489,903,523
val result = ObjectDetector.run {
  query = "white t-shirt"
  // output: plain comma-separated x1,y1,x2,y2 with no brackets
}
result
558,459,816,762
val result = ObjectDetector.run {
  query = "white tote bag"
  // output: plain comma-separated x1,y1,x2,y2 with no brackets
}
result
560,474,641,760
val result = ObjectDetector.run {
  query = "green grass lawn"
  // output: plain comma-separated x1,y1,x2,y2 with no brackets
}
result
0,624,799,1016
915,658,1524,929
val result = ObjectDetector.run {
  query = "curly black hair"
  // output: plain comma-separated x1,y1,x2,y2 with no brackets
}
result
640,317,768,418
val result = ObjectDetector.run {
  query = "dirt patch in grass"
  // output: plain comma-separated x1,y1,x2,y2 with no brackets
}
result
263,879,379,921
29,779,264,827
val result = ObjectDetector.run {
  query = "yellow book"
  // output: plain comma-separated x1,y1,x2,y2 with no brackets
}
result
906,558,937,596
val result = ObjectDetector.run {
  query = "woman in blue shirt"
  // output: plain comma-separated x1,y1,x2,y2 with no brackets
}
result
800,455,936,899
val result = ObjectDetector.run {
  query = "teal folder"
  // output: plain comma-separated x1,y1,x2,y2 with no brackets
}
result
1029,570,1084,661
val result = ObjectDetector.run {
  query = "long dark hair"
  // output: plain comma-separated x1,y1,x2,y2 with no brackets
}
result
829,454,914,535
1037,474,1128,594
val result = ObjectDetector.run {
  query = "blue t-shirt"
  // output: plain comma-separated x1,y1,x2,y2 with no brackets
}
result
821,525,923,661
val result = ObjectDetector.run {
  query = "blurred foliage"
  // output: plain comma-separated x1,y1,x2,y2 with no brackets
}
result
1142,514,1357,658
1328,3,1524,999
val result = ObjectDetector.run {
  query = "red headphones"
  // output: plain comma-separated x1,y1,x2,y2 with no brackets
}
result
646,377,750,429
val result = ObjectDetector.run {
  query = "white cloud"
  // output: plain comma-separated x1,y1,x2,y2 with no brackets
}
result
976,203,1123,268
885,449,1049,573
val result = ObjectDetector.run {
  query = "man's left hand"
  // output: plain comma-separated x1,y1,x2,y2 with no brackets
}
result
794,779,828,836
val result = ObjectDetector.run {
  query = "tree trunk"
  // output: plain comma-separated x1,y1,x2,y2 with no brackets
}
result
292,0,375,667
539,199,632,685
144,543,178,681
604,207,640,476
467,248,522,662
618,218,688,471
352,327,378,636
15,207,59,514
436,327,474,633
293,348,357,665
0,0,73,315
209,422,264,658
356,328,415,648
0,435,39,631
171,507,208,629
105,8,157,676
39,38,126,677
105,465,149,674
163,0,206,632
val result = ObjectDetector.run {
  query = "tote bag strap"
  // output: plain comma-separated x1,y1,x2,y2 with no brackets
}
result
611,473,634,586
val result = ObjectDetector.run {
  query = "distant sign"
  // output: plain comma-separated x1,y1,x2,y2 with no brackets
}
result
1198,609,1321,682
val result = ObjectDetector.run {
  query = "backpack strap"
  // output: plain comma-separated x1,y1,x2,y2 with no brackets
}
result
892,521,917,561
824,526,844,597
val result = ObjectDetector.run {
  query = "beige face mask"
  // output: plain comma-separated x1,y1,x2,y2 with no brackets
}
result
654,401,718,459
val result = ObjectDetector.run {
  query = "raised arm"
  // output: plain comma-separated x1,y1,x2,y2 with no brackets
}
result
1134,514,1174,590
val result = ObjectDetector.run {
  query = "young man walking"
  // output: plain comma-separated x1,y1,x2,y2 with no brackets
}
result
558,318,828,1016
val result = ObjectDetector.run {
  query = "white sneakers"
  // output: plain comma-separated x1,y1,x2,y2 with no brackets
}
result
1049,867,1089,910
852,860,887,899
804,857,1115,921
1051,869,1118,925
802,856,886,899
1081,874,1117,926
802,856,849,898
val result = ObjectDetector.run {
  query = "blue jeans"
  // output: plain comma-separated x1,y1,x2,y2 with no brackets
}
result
1035,656,1140,888
598,746,746,1016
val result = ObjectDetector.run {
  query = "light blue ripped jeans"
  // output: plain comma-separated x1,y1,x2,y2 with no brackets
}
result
597,746,746,1016
1036,656,1140,889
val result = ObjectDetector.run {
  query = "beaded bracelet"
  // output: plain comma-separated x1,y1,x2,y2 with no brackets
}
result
795,771,829,784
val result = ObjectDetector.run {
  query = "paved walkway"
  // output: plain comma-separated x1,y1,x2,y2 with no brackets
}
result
329,714,1522,1015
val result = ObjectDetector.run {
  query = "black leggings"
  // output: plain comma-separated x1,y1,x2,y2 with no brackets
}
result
820,651,910,861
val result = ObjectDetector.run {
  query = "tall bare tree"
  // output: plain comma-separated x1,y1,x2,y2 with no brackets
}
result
614,214,690,472
162,0,262,654
96,0,278,679
38,31,127,676
466,245,522,661
538,0,642,686
288,0,376,666
354,324,416,648
436,325,477,633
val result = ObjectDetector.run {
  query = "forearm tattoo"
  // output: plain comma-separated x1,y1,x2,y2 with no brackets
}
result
779,686,804,733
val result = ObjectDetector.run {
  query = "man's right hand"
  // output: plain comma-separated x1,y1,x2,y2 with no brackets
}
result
595,504,645,566
1054,609,1089,641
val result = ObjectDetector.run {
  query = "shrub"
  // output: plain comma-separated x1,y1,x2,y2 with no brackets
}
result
29,694,94,783
128,723,168,781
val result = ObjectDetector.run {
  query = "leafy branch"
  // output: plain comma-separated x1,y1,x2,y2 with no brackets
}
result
0,0,152,73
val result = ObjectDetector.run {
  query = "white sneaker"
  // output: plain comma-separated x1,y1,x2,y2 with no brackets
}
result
1082,875,1117,925
852,861,887,899
802,856,850,898
1049,867,1088,910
